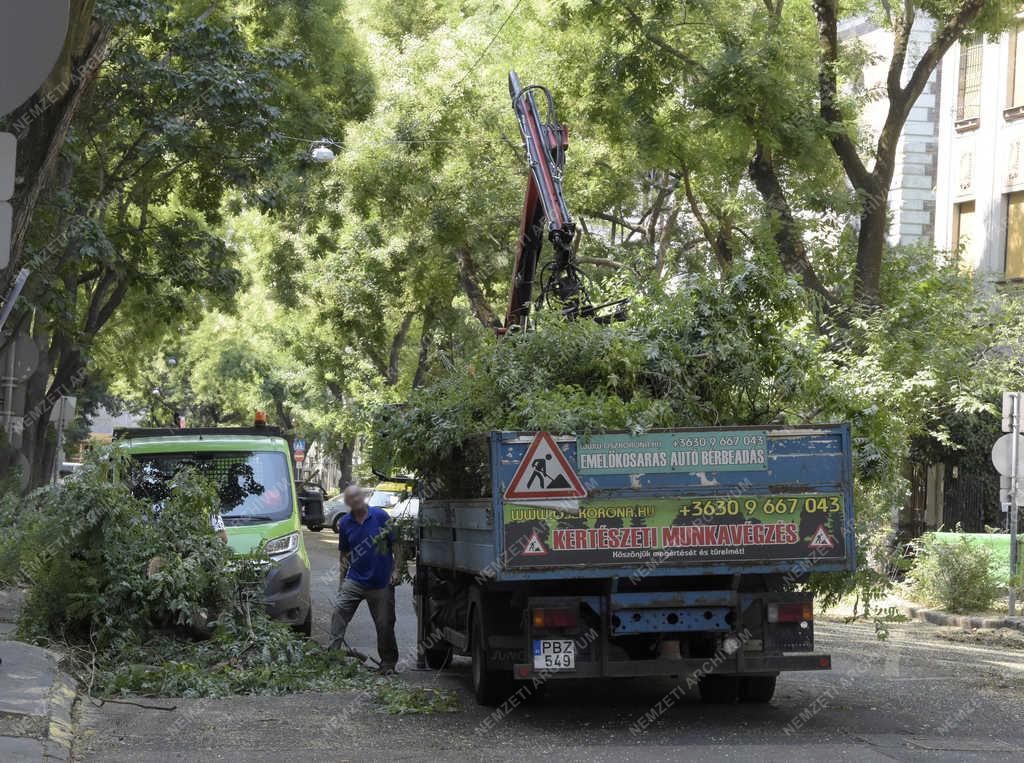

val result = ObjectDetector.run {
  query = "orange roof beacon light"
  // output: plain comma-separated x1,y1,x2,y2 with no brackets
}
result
254,410,268,428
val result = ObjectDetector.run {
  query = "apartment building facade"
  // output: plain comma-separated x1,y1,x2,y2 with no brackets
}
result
935,19,1024,278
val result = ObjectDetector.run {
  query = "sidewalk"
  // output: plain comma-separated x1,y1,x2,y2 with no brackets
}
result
0,589,77,762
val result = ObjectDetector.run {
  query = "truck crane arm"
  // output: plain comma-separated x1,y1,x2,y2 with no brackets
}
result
502,71,626,333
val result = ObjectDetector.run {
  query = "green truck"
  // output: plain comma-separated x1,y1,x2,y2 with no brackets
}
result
114,425,312,635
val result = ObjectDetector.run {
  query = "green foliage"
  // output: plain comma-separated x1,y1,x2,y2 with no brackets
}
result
91,615,449,709
0,457,454,710
377,262,817,476
0,455,235,646
908,534,1004,614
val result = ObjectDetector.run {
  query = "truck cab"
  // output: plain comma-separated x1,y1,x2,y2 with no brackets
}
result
114,425,313,635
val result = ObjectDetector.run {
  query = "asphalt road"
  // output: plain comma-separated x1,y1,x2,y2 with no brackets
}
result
75,529,1024,761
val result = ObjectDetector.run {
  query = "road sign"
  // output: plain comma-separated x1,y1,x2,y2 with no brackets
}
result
1004,392,1024,433
992,433,1024,477
1000,475,1024,507
504,431,586,500
0,1,70,117
48,395,76,427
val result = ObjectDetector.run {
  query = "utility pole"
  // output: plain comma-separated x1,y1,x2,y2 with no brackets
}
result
1011,392,1020,617
993,393,1024,615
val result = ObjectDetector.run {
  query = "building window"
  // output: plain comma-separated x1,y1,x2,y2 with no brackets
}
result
1008,192,1024,279
953,200,982,270
1008,23,1024,118
956,36,983,127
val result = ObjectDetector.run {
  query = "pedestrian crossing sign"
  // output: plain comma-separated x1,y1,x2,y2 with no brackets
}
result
504,431,587,500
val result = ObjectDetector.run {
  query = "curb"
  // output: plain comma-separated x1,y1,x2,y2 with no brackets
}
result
42,671,77,762
900,603,1024,634
0,641,79,763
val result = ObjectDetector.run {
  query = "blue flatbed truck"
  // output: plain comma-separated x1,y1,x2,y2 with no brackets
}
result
414,425,855,705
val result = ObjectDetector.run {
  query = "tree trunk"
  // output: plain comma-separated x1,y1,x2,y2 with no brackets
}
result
454,248,501,329
856,199,888,305
339,440,354,490
273,397,293,432
412,314,433,389
18,328,54,490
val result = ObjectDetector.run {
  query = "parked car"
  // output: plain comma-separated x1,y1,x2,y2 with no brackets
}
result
386,496,419,521
324,494,350,533
326,481,415,532
368,482,409,511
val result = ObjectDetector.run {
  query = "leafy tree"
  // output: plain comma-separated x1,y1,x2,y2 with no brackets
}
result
2,0,374,488
558,0,1017,305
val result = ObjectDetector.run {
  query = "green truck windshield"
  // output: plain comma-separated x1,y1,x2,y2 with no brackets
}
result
127,450,292,524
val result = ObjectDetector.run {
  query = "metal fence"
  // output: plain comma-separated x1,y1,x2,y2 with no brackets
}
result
941,468,1001,533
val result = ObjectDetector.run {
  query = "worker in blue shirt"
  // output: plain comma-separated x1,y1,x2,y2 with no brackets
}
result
329,484,402,673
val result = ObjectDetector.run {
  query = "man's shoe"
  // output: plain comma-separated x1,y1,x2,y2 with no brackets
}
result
378,665,397,676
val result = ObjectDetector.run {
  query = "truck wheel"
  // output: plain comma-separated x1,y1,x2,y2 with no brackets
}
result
738,675,777,703
698,675,738,704
424,644,453,671
472,617,510,706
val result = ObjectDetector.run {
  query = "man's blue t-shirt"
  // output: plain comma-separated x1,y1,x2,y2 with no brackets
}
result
338,507,395,589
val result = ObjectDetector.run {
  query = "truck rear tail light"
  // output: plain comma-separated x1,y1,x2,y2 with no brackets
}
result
532,606,577,629
767,602,813,624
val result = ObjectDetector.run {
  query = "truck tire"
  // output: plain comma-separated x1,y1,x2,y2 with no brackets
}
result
472,617,511,706
738,675,776,703
698,675,738,704
424,644,453,671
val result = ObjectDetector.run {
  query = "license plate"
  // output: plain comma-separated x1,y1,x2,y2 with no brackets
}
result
533,639,575,670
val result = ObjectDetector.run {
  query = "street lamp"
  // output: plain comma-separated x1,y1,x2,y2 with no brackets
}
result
310,143,336,163
275,133,342,164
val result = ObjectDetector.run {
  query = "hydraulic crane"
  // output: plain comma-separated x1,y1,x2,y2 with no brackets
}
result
502,71,626,333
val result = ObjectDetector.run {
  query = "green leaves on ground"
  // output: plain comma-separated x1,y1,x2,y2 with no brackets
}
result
1,460,454,711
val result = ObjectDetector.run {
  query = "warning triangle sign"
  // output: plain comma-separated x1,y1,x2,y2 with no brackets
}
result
808,524,835,550
504,432,587,500
522,530,547,555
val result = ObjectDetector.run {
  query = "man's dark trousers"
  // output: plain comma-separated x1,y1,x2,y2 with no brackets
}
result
330,578,399,669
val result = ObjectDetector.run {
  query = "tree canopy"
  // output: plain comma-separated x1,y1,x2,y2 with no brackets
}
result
3,0,1023,586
